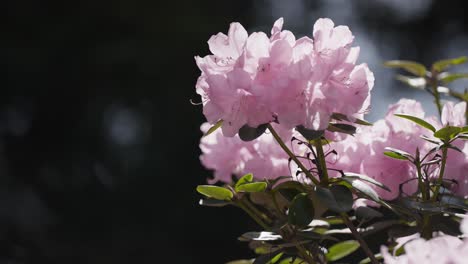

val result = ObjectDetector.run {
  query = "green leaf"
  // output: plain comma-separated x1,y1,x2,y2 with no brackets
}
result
226,260,253,264
297,231,338,242
204,120,223,136
326,240,360,262
433,56,468,72
394,114,436,132
253,251,284,264
355,206,383,220
343,172,391,192
328,123,357,135
273,180,307,192
384,60,427,77
288,193,315,228
239,232,282,242
266,176,293,187
358,254,383,264
278,258,304,264
331,113,372,126
235,173,254,189
342,178,380,202
315,185,353,213
439,73,468,84
236,182,268,193
199,198,230,207
361,220,404,238
440,195,468,210
384,147,413,161
420,135,441,144
295,125,324,141
196,185,233,201
398,197,458,214
395,75,427,89
239,124,268,141
434,126,462,141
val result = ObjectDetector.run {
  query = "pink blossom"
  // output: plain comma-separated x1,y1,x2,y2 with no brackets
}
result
199,123,297,183
326,99,431,200
382,235,468,264
441,101,467,127
199,123,253,183
438,101,468,197
382,214,468,263
195,18,374,136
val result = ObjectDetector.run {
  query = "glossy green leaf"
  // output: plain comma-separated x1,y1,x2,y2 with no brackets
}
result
298,231,338,242
398,197,458,214
358,254,383,264
315,185,353,213
239,232,282,242
196,185,233,200
278,258,304,264
204,120,223,136
326,240,360,262
331,113,372,126
288,193,315,228
342,178,380,202
253,252,284,264
235,173,254,189
355,206,383,220
383,151,408,160
434,126,462,141
236,182,268,193
328,123,357,135
439,73,468,84
295,125,324,141
433,56,468,72
273,180,307,192
199,198,230,207
361,220,403,237
440,195,468,210
384,147,413,160
239,124,268,141
395,75,426,89
384,60,427,76
394,114,436,132
226,260,253,264
343,172,391,191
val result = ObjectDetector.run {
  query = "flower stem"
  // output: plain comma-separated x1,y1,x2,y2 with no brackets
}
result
237,201,270,230
314,140,329,185
267,124,320,185
243,198,272,225
421,215,432,240
430,72,443,117
341,213,378,264
296,244,317,264
415,160,428,201
432,146,448,201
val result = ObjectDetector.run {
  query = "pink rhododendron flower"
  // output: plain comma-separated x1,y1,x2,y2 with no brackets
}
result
199,123,253,183
195,18,374,136
382,213,468,263
438,101,468,197
326,99,433,200
199,123,298,183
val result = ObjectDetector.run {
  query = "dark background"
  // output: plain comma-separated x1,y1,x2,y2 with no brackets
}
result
4,0,468,263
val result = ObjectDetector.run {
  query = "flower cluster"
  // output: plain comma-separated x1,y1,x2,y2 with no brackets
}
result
194,17,468,264
382,215,468,263
200,99,468,199
326,99,435,200
195,18,374,136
